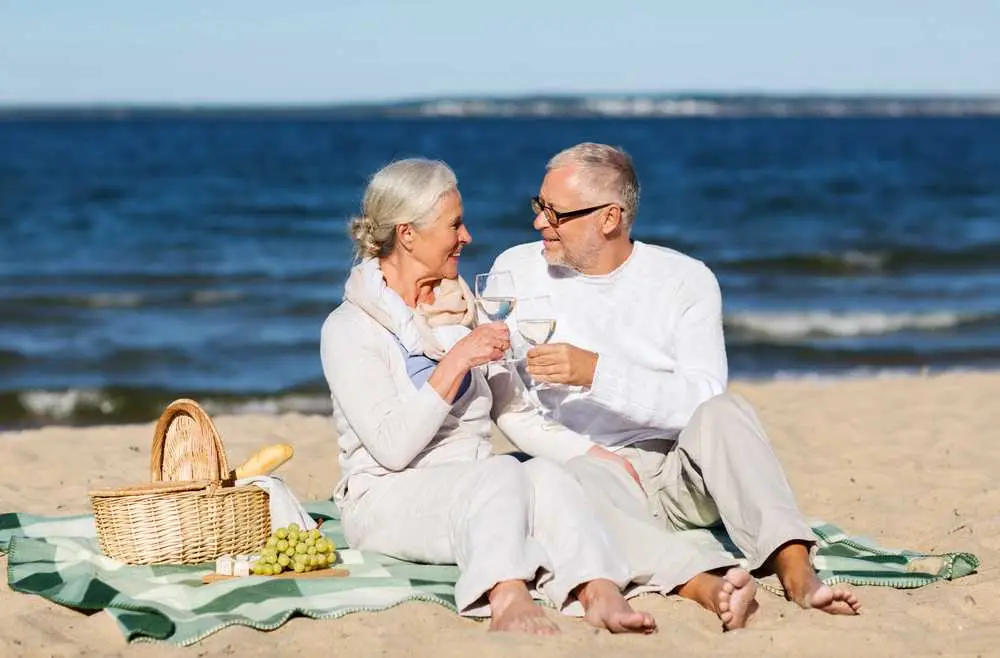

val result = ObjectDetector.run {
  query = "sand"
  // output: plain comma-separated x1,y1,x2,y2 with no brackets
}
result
1,371,998,657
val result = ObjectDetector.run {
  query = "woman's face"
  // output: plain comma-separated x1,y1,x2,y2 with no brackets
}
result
409,189,471,280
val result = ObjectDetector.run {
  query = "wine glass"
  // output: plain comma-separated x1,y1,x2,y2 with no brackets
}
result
474,271,517,363
516,295,557,388
517,295,557,348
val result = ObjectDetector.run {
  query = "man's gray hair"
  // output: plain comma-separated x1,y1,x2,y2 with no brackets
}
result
348,158,458,260
547,143,639,227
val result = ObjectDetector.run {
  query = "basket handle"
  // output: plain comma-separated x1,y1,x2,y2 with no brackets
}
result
149,399,231,482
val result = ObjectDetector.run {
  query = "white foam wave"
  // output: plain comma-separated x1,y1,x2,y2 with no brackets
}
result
19,389,119,419
726,310,977,340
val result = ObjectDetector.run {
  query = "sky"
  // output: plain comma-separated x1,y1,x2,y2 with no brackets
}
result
1,0,997,105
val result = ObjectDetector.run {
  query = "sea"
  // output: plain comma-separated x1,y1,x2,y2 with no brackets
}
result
2,115,999,426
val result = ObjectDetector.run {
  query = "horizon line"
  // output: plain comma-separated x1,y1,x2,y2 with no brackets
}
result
3,89,1000,110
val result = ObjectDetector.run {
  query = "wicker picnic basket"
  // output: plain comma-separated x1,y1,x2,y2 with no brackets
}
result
89,399,271,565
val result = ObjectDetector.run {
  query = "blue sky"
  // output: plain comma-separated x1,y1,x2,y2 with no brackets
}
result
1,0,997,105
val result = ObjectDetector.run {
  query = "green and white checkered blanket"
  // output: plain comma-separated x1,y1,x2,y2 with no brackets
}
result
0,502,979,646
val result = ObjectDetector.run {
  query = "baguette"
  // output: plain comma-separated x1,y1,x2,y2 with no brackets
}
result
234,443,294,479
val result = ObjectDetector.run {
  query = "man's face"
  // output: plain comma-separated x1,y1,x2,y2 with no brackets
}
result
533,166,605,271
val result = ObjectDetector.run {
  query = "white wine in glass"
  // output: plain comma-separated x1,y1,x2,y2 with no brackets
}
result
518,319,556,346
474,271,517,362
516,296,557,347
517,295,561,425
477,296,517,322
517,295,557,389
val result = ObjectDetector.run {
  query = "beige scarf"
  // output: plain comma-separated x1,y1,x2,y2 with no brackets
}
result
344,259,476,360
416,276,477,328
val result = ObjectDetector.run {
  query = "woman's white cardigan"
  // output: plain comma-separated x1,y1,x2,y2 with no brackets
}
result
321,301,597,503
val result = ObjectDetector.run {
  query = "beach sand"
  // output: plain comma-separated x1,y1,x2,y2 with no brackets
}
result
1,372,998,657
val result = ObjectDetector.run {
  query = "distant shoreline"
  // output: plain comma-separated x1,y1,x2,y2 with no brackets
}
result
3,93,1000,119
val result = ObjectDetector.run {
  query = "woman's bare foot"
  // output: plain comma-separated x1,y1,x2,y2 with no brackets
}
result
675,568,759,631
577,579,657,634
772,542,862,615
488,581,559,635
716,568,759,629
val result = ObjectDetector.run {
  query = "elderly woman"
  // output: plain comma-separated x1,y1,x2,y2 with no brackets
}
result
320,158,656,635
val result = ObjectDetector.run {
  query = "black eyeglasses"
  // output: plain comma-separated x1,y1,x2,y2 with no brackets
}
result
531,196,616,227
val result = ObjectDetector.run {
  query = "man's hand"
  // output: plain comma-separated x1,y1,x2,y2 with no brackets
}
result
526,343,598,387
586,445,644,494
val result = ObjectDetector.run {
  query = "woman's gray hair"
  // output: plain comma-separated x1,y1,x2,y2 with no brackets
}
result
348,158,458,260
547,143,639,227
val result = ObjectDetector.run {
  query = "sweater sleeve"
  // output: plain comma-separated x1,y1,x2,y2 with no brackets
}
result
321,313,453,472
585,265,728,432
487,364,596,463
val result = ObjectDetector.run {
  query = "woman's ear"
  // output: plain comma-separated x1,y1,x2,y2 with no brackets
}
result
396,223,414,251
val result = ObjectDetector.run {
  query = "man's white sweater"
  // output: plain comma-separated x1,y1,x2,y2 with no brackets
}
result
493,240,728,450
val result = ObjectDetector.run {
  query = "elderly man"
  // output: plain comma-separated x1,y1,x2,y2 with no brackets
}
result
491,142,861,616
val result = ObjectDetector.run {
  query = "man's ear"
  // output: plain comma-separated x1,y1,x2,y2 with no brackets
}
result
599,205,624,237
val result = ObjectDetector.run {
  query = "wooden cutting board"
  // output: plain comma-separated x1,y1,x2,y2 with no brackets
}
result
201,567,350,584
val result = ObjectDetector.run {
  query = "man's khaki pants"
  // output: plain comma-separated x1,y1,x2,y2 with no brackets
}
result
565,392,815,588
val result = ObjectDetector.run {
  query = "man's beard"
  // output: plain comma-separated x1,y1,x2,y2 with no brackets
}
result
543,234,602,273
542,246,567,268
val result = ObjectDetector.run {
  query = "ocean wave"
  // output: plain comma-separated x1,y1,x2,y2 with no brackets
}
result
722,243,1000,275
0,387,331,428
0,349,29,368
84,292,146,308
725,310,992,340
188,289,245,305
209,202,333,220
719,250,887,275
18,389,121,420
2,268,343,287
0,289,248,311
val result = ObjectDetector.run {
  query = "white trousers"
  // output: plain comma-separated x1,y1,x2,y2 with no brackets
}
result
340,455,631,616
616,392,816,571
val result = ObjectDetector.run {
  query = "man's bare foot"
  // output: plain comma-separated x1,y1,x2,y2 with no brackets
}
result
676,568,758,631
772,542,862,616
577,579,657,634
488,581,559,635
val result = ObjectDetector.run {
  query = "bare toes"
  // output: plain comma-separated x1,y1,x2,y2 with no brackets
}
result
835,588,862,614
811,586,861,616
719,568,759,631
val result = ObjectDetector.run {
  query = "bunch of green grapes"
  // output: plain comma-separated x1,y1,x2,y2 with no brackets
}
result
251,523,337,576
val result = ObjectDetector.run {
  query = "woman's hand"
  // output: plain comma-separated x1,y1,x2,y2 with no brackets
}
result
447,322,511,369
430,323,510,402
